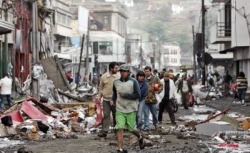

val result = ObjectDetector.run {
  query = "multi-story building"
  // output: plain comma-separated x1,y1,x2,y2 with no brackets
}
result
84,3,128,74
52,0,72,53
0,1,15,78
210,0,250,86
161,45,181,72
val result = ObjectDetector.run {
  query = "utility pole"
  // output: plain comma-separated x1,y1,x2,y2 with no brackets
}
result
201,0,206,85
192,25,197,84
32,1,39,99
139,35,143,69
77,35,85,89
152,43,156,70
85,17,90,83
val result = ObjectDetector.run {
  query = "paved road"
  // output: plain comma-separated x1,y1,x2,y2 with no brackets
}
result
204,96,250,116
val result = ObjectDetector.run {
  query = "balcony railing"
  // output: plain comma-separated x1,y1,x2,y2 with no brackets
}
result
217,22,231,37
210,22,231,44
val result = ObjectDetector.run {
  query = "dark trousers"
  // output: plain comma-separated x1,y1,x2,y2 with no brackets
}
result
102,100,116,132
158,97,175,122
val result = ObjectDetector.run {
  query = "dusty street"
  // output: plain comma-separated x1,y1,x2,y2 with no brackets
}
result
2,107,205,153
2,97,250,153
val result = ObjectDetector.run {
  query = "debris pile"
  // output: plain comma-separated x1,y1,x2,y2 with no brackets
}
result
0,96,102,149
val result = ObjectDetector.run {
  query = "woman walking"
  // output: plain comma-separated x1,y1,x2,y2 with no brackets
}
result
136,71,148,131
236,72,248,105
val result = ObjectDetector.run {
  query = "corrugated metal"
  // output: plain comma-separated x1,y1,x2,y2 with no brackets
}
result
14,1,32,83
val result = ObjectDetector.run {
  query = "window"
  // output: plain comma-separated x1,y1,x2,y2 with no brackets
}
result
57,12,62,23
104,16,109,25
225,0,231,36
99,42,113,55
57,12,70,27
66,16,71,26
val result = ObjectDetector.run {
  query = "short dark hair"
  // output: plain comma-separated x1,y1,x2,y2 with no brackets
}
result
136,71,145,80
3,72,9,78
153,69,158,73
163,68,166,71
109,62,119,71
239,71,245,77
144,66,152,72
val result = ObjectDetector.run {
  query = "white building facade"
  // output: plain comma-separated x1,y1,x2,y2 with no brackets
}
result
210,0,250,87
84,3,128,74
161,45,181,72
52,0,72,53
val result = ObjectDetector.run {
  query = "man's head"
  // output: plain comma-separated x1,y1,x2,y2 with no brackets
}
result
144,66,152,78
3,72,8,78
168,69,173,73
153,69,158,74
164,72,170,81
119,64,130,79
183,73,187,80
162,68,166,73
109,62,119,74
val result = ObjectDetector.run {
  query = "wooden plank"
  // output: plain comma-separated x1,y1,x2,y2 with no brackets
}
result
54,55,71,91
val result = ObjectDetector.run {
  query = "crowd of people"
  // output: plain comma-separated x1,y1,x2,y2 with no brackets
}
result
96,62,196,153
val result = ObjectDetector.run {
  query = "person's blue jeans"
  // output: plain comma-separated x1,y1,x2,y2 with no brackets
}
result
0,94,13,110
144,103,158,130
137,100,145,131
238,89,246,101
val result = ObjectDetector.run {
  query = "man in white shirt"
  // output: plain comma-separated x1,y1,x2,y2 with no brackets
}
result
0,73,13,111
177,74,193,109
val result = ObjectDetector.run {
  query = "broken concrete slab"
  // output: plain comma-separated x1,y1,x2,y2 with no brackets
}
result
220,115,239,130
40,56,70,91
196,121,234,136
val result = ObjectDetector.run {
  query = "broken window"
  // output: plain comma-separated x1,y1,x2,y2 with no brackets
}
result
99,42,112,55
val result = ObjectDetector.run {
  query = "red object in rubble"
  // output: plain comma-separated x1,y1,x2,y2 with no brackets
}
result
154,84,159,91
93,97,102,128
189,94,194,107
0,111,24,125
20,101,48,122
218,143,239,148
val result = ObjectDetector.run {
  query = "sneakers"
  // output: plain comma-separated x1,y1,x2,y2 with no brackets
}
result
98,131,107,137
139,135,145,149
171,121,177,125
117,149,128,153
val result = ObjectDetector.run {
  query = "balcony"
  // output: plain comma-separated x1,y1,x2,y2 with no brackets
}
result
210,22,231,44
53,24,72,37
0,19,14,35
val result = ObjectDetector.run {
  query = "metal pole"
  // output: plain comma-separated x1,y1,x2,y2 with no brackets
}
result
32,1,39,99
116,38,117,62
85,17,90,83
202,0,206,85
192,25,197,84
77,35,85,89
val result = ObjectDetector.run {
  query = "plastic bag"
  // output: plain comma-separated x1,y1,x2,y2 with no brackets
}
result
155,94,162,103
